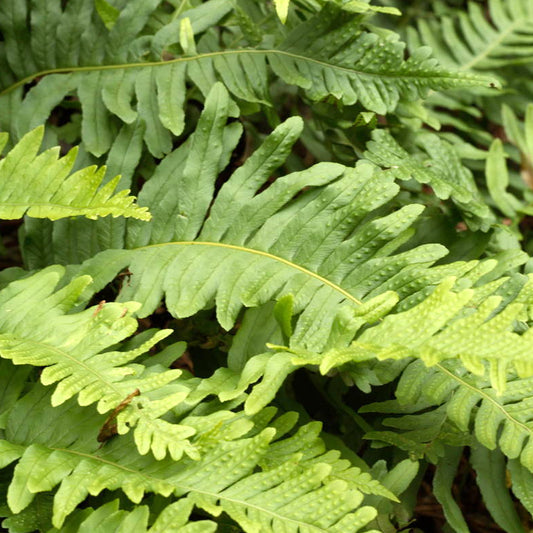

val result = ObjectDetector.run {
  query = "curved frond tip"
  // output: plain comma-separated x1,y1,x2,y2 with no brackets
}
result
0,126,150,221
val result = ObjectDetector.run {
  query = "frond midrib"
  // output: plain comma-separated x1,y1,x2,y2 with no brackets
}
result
435,362,532,435
47,446,345,533
0,48,477,97
137,240,363,306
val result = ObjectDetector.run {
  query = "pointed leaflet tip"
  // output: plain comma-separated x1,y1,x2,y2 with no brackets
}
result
274,0,290,23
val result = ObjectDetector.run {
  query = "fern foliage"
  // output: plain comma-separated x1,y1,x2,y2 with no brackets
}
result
0,126,148,221
0,267,199,462
2,1,533,532
408,0,533,73
1,378,386,532
61,83,486,354
0,0,492,158
404,0,533,147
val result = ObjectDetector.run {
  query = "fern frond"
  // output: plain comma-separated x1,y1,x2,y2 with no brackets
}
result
404,0,533,144
60,83,490,354
361,357,533,473
211,266,533,416
268,5,490,114
0,126,149,220
1,383,385,532
321,276,533,392
408,0,533,73
0,266,199,461
364,128,491,228
0,1,493,157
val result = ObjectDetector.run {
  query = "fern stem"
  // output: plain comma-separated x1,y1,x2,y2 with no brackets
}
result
0,47,474,97
435,363,532,436
141,240,364,306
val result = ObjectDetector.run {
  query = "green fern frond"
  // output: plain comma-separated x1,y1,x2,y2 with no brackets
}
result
0,383,385,532
361,357,533,473
408,0,533,73
268,5,490,114
403,0,533,144
0,1,493,157
60,83,488,353
0,126,149,221
364,128,492,228
210,265,533,415
320,276,533,392
0,266,199,461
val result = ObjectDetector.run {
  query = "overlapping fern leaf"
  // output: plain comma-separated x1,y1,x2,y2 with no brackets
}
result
356,361,533,531
360,357,533,469
404,0,533,144
0,0,492,158
364,128,492,229
407,0,533,74
0,267,205,462
0,366,391,531
0,126,148,221
25,84,532,429
208,264,533,413
39,83,500,356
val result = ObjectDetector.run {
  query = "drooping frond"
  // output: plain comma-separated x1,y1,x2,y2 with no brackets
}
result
360,356,533,473
55,83,496,354
355,356,533,529
407,0,533,73
319,275,533,393
0,126,149,220
0,266,198,461
206,267,533,416
364,128,491,229
0,0,493,157
0,381,387,532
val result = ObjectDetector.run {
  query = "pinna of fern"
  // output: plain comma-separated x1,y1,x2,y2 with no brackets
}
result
0,271,398,533
0,126,148,221
0,0,493,158
45,82,513,356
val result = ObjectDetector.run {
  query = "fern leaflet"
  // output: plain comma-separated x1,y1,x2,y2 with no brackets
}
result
0,127,149,221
